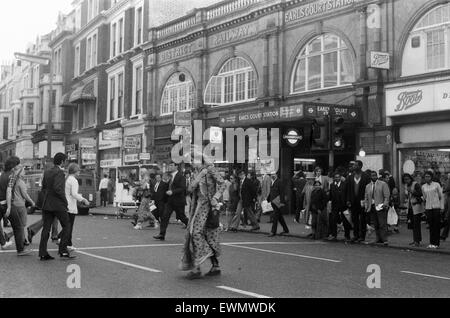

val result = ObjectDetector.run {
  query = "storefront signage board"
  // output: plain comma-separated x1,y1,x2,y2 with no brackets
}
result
386,80,450,117
173,112,192,127
370,51,390,70
124,154,140,163
124,136,142,150
219,104,358,127
100,159,122,168
285,0,362,24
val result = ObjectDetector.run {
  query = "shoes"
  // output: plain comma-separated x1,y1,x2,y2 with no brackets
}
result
205,267,221,277
306,233,314,239
1,241,13,250
268,233,276,237
383,242,389,246
131,221,137,227
327,235,338,242
280,231,289,236
134,224,143,230
186,271,202,280
408,242,416,246
153,234,165,241
24,240,30,246
60,252,77,259
40,254,55,261
27,228,34,244
17,249,32,256
228,228,238,233
427,245,439,249
67,246,76,252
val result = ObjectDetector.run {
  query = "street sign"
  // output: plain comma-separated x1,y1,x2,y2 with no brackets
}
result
283,129,303,147
173,112,191,126
370,51,390,70
209,127,222,144
140,153,151,161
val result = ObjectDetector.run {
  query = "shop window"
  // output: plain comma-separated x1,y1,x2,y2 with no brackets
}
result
160,72,196,116
401,148,450,185
204,57,257,106
402,4,450,76
291,34,355,93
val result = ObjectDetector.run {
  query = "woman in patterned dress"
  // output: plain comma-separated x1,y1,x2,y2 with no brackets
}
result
181,161,226,279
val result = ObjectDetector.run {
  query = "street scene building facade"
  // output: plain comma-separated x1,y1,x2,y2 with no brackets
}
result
0,0,449,204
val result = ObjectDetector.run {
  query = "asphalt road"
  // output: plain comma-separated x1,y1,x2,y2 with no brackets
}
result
1,214,449,298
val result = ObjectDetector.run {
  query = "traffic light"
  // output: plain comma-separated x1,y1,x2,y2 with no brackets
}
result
310,115,329,150
333,117,345,150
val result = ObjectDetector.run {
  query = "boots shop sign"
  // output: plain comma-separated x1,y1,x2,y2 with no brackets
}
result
386,80,450,117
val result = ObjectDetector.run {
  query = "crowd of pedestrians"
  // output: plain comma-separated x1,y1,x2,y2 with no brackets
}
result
290,161,449,249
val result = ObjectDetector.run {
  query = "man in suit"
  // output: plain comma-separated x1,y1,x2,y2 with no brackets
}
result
39,153,75,260
238,170,260,231
346,160,371,243
329,171,351,242
154,162,188,241
268,172,289,237
365,170,391,245
151,173,168,222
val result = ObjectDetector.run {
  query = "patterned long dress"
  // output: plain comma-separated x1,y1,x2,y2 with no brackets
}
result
187,168,226,267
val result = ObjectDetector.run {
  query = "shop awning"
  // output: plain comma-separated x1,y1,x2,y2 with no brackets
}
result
69,81,96,104
60,91,76,108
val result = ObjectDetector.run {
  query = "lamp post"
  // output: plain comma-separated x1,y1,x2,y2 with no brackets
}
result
15,52,53,166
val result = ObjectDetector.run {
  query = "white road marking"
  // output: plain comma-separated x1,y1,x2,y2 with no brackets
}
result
0,241,319,254
222,242,325,246
225,244,342,263
401,271,450,281
77,250,162,273
217,286,272,298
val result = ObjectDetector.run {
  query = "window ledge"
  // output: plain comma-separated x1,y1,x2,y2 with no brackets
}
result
130,114,144,120
104,118,124,125
210,99,257,107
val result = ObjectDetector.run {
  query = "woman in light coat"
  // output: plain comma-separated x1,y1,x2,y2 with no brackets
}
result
64,163,90,250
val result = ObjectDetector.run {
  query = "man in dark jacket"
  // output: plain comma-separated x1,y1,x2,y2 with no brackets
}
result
329,171,351,242
38,153,74,260
151,173,169,222
268,172,289,237
154,162,188,241
346,160,371,243
238,170,260,231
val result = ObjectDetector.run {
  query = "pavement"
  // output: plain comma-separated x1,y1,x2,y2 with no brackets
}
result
88,205,450,255
1,213,450,298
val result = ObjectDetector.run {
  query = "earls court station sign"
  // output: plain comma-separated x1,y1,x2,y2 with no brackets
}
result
285,0,362,23
219,103,360,127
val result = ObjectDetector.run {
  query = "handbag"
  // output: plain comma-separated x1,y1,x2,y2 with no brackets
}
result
272,196,285,209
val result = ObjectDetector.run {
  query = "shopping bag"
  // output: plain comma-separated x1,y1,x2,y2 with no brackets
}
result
343,209,353,228
261,200,273,214
387,207,398,226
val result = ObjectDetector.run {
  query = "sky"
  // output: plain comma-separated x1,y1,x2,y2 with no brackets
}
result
0,0,73,63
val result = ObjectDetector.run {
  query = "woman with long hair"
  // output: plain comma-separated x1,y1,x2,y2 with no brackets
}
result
180,157,226,279
9,166,35,256
62,164,90,250
402,173,424,247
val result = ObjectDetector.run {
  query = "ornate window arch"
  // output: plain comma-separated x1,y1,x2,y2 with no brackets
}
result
291,33,355,93
204,57,257,106
402,4,450,76
160,72,196,116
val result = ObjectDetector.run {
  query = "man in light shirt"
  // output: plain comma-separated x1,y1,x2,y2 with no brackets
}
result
99,174,110,208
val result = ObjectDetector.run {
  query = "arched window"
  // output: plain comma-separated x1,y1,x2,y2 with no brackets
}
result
291,34,354,93
204,57,257,106
402,4,450,76
160,72,196,116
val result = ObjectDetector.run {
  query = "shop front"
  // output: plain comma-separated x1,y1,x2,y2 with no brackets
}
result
99,128,123,182
386,77,450,190
218,103,361,178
